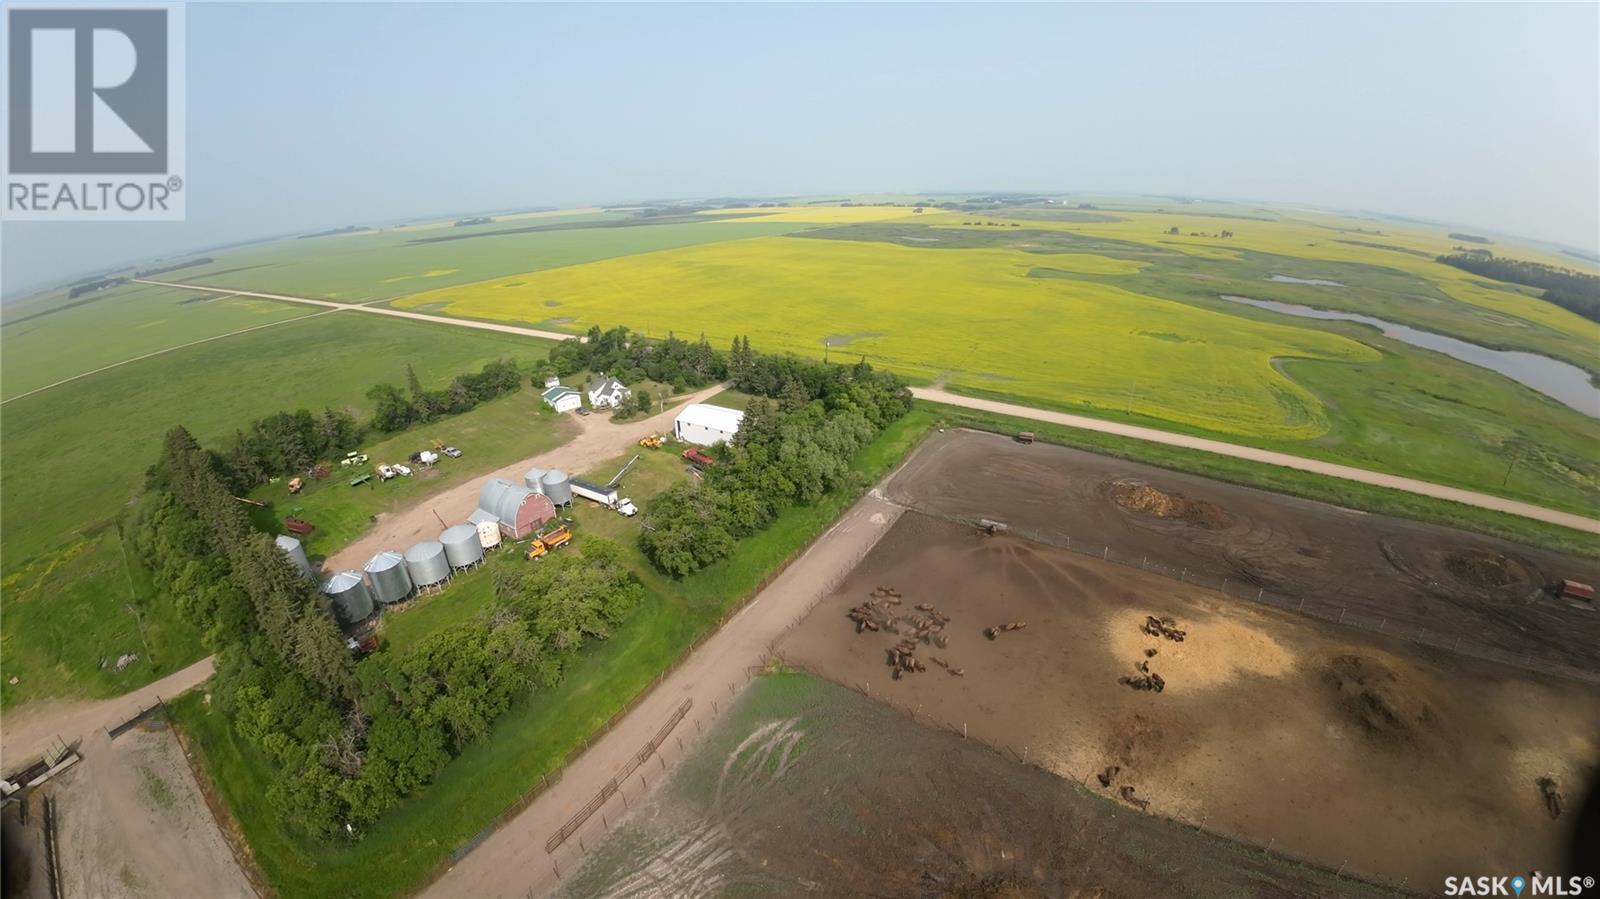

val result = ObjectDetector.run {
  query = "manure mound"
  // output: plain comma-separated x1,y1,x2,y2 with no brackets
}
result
1321,654,1435,743
1443,549,1535,590
1112,480,1233,529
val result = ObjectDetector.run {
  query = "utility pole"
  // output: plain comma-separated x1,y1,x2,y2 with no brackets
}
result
1125,380,1137,415
1501,452,1518,488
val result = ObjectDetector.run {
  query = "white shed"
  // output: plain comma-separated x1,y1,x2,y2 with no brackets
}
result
542,385,581,414
673,403,745,446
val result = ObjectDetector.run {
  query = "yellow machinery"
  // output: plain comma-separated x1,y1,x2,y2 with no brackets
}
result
525,525,573,560
638,434,664,449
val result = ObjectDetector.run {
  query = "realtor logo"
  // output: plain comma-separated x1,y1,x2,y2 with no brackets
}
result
4,3,186,220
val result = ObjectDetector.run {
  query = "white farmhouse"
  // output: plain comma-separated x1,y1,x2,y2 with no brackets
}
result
541,384,581,413
673,403,745,446
586,375,631,410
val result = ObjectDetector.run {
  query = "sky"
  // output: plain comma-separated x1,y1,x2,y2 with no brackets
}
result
3,2,1597,295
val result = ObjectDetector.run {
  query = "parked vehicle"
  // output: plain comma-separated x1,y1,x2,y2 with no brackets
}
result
391,464,412,477
442,446,463,458
616,497,638,517
682,448,716,469
287,477,303,494
376,464,396,480
284,516,315,536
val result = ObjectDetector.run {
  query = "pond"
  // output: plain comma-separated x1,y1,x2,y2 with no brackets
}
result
1218,295,1600,419
1267,274,1346,287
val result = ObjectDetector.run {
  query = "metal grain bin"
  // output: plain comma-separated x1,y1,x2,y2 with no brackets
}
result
540,469,572,506
475,519,503,550
363,550,413,604
321,570,375,627
403,540,450,588
440,524,485,569
523,467,547,492
274,534,315,580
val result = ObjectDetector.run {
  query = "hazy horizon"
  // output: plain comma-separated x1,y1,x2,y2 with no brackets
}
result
4,2,1597,295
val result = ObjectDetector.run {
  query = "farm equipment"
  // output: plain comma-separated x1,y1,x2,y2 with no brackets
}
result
288,477,304,494
526,526,573,559
638,434,664,449
350,473,372,487
376,464,396,481
430,439,446,451
682,448,716,469
284,516,315,536
1016,431,1035,445
340,451,369,467
539,525,573,551
1555,579,1595,603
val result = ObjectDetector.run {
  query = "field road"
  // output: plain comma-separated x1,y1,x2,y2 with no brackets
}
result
425,493,905,899
0,655,215,767
139,279,1597,534
911,387,1600,535
133,278,579,343
324,382,728,571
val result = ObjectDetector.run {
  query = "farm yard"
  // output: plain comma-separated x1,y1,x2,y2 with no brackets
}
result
768,432,1600,889
4,196,1600,899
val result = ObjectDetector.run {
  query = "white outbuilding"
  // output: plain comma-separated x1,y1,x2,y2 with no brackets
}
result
542,384,582,413
673,403,745,446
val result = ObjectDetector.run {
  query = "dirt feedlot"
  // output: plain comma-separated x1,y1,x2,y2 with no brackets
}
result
775,433,1600,888
884,429,1600,672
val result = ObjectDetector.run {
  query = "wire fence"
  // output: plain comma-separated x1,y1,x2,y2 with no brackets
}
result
949,515,1599,685
544,698,692,854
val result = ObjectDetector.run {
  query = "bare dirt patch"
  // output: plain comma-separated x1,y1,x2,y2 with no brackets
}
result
50,723,252,899
561,674,1394,899
1111,479,1233,529
777,511,1599,887
885,429,1600,670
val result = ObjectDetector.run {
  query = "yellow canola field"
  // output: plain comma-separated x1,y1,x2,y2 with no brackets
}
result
396,237,1378,439
704,205,936,224
920,211,1600,344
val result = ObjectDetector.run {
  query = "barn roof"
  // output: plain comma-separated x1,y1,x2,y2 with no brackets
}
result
675,403,745,433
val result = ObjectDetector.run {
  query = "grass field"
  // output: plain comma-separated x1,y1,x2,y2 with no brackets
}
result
0,313,557,706
0,281,315,400
165,407,936,899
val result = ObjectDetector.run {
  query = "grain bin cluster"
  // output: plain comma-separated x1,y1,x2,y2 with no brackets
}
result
306,470,571,633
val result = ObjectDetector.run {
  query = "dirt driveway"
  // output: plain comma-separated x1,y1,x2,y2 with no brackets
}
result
325,383,727,571
52,722,252,899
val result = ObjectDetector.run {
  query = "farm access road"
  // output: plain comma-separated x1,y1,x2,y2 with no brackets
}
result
0,656,215,770
425,493,905,899
911,387,1600,535
142,279,1598,533
133,278,578,342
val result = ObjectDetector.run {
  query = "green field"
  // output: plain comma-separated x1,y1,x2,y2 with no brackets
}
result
167,406,937,899
0,281,315,400
0,313,558,706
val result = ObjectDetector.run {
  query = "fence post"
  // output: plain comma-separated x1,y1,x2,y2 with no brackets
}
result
1256,587,1263,601
1103,546,1109,560
1378,618,1386,634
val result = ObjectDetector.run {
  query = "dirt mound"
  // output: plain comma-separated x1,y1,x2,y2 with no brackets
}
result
1112,480,1232,529
1443,549,1536,590
1321,654,1435,744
